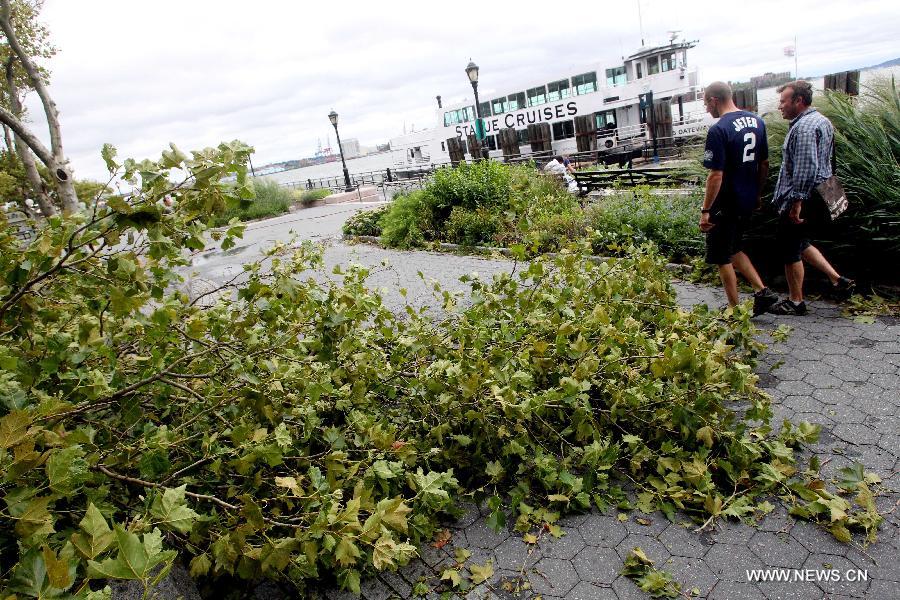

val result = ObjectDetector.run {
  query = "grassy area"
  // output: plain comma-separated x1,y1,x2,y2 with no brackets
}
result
211,180,331,226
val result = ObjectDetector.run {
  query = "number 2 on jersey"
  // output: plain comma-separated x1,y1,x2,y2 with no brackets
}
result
742,132,756,163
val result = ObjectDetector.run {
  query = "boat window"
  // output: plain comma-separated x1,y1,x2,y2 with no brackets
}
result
636,62,643,79
517,129,529,145
527,85,547,107
547,79,570,102
605,66,626,87
552,120,575,140
594,110,617,130
444,112,450,127
660,53,677,72
486,135,498,150
460,138,468,154
572,72,597,95
478,101,492,117
648,56,660,75
464,106,477,122
492,97,507,114
507,92,526,111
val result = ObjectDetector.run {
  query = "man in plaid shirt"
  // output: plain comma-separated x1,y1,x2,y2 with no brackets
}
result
769,80,854,316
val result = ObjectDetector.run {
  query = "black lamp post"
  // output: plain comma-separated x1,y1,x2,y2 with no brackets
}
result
465,60,490,160
328,109,354,192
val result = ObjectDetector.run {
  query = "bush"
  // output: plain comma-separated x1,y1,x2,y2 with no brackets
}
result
297,188,331,206
0,142,882,598
379,190,430,249
211,178,294,226
343,205,388,237
444,206,499,246
586,187,704,261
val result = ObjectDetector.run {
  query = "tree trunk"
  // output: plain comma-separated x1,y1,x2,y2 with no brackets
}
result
2,122,12,153
5,57,55,216
0,0,78,214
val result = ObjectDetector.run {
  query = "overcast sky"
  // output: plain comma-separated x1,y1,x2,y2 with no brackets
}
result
19,0,900,181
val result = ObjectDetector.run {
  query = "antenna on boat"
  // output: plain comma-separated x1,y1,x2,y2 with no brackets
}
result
667,30,681,44
636,0,645,47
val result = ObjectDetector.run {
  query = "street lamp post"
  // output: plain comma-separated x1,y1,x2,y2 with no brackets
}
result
465,60,490,161
328,110,354,192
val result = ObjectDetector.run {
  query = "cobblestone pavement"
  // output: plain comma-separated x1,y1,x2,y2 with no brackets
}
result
190,234,899,600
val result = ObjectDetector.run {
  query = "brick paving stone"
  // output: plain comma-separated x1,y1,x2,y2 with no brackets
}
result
537,528,586,560
530,557,580,597
614,534,671,565
464,519,511,550
621,514,669,537
611,574,653,600
493,535,541,571
580,514,628,547
572,546,621,584
566,581,618,600
757,580,832,599
704,543,767,581
803,554,873,597
664,555,719,597
708,581,766,599
748,530,810,568
379,572,412,598
360,577,394,600
658,523,710,558
868,579,900,600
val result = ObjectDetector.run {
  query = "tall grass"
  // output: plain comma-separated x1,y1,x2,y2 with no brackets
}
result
211,178,295,226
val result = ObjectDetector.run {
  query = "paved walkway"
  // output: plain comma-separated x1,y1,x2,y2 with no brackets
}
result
186,215,898,599
297,247,898,600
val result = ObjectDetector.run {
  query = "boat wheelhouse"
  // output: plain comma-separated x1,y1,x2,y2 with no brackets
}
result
422,38,708,161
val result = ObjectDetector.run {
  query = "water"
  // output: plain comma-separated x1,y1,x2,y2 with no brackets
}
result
258,152,402,186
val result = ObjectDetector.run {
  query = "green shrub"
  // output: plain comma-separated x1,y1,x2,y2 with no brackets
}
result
444,206,499,246
586,187,704,261
379,190,430,248
211,178,294,225
423,160,512,224
298,188,331,206
343,205,388,237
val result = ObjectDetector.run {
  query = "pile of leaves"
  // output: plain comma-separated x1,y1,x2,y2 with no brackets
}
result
0,142,883,598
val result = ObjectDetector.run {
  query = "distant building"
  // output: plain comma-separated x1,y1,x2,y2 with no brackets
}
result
731,71,792,90
341,138,361,159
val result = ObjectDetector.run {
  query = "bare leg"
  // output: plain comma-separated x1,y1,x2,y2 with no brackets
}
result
719,264,740,306
730,251,765,291
785,261,805,302
801,245,840,284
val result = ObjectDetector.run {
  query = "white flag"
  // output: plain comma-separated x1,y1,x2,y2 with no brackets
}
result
784,45,796,57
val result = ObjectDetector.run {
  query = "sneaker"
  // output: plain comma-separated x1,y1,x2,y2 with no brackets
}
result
832,276,856,298
769,298,808,316
752,287,779,316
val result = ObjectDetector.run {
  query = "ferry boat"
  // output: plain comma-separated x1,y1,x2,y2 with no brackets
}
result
390,35,713,163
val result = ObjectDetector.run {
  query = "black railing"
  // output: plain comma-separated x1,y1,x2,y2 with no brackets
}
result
277,138,701,193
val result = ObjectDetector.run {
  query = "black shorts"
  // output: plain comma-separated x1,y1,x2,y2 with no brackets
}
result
776,193,826,264
704,211,749,265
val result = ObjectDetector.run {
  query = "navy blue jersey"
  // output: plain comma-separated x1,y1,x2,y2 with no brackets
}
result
702,111,769,215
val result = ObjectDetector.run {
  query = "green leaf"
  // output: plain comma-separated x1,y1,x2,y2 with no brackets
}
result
469,559,494,584
149,486,199,534
377,497,412,533
46,445,89,495
334,537,361,567
189,553,212,578
71,503,114,560
88,527,176,582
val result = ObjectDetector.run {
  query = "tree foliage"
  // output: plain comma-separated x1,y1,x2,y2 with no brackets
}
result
0,141,884,597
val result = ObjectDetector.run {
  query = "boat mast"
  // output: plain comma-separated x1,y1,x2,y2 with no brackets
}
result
637,0,645,47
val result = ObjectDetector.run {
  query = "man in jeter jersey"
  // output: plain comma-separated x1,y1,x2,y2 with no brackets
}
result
700,81,779,316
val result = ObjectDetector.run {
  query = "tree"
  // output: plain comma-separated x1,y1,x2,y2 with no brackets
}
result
0,0,77,214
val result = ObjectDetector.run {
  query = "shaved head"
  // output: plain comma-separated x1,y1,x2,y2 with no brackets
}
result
704,81,733,102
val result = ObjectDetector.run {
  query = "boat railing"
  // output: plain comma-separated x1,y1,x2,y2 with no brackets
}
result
283,137,702,193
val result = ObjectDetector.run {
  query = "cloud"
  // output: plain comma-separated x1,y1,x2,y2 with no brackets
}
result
15,0,899,180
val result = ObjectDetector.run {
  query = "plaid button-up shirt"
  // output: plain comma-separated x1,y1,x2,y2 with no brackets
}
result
772,107,834,214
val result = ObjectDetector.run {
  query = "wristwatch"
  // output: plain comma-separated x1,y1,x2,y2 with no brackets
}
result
700,209,711,214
